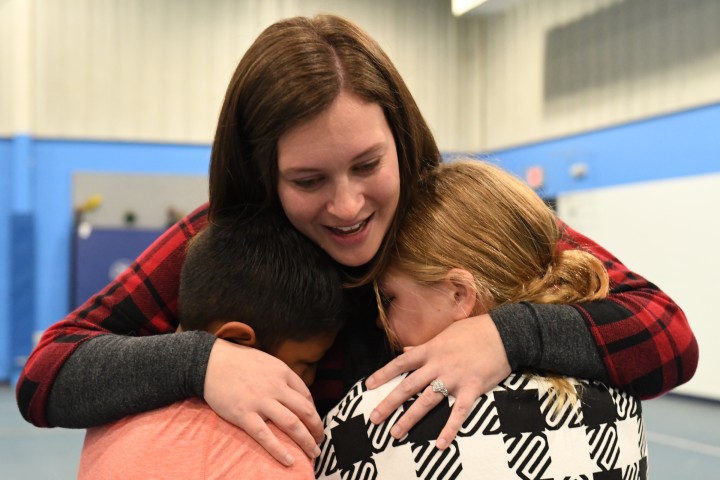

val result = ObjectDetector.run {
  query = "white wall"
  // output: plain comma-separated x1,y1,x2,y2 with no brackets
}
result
558,173,720,400
477,0,720,150
3,0,720,151
0,0,34,135
4,0,470,148
0,0,14,135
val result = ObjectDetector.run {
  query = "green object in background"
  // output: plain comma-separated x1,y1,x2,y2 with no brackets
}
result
123,210,137,226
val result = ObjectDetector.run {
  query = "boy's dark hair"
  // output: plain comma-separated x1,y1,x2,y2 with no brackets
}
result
179,214,344,353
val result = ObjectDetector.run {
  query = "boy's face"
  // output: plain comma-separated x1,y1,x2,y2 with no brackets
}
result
272,332,337,386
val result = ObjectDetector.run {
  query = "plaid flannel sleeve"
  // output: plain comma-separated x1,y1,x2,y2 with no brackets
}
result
16,204,210,426
559,219,699,399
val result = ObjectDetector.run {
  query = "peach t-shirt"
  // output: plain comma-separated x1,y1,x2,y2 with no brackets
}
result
78,398,314,479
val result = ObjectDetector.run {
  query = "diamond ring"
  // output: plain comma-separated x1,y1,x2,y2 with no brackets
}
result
430,379,449,397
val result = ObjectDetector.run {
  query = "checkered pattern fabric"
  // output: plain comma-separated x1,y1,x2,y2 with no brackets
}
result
316,373,648,480
557,221,698,398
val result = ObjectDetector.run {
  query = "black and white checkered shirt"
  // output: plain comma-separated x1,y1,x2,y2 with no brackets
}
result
316,372,647,480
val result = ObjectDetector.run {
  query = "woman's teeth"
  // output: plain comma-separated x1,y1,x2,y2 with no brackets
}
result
331,220,366,235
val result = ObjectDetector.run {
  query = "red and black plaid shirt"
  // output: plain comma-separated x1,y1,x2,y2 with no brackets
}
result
16,204,698,426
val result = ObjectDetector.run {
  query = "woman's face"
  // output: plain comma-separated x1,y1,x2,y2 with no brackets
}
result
378,271,461,347
277,91,400,267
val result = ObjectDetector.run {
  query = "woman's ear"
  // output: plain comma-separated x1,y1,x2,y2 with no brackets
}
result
213,321,258,348
445,268,479,320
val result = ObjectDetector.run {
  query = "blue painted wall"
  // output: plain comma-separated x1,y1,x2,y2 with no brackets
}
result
33,140,211,335
486,103,720,198
0,138,211,382
0,139,12,381
1,102,719,383
10,213,34,382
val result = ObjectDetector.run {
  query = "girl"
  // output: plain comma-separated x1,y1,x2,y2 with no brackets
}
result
317,160,647,479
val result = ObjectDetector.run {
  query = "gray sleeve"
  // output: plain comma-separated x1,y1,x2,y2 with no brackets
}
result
46,330,216,428
490,302,610,382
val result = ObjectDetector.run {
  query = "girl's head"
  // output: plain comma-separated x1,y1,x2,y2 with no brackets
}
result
375,160,609,405
376,160,609,349
209,14,440,267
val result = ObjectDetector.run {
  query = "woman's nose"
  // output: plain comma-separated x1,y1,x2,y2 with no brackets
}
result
327,182,364,220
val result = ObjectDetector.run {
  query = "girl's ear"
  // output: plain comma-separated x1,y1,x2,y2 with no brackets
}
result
213,321,258,348
445,268,480,320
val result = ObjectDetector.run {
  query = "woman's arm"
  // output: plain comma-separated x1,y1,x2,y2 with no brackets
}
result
17,204,211,426
451,219,697,398
46,331,215,427
551,220,698,396
366,220,698,446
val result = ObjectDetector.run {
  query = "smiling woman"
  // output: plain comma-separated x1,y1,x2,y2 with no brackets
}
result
277,91,400,267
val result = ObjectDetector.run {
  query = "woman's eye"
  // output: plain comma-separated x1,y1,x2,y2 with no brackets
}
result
292,177,323,189
354,160,380,174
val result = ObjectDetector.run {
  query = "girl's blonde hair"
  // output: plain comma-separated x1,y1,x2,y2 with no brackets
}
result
376,160,610,405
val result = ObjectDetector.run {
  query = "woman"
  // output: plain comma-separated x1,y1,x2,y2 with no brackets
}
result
17,14,696,468
316,160,647,479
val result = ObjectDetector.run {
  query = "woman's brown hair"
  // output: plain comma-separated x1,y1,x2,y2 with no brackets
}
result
208,14,441,272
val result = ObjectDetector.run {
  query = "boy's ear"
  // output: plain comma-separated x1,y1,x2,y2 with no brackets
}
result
213,321,258,348
445,268,480,320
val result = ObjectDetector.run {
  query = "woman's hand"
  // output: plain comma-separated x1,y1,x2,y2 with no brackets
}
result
365,314,511,449
204,339,324,466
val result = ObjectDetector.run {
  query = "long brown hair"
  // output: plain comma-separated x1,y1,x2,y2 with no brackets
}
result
208,14,440,270
377,160,610,404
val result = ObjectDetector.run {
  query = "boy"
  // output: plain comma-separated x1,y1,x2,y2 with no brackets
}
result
79,214,344,479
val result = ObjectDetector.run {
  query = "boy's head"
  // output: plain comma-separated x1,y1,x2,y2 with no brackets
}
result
179,213,344,386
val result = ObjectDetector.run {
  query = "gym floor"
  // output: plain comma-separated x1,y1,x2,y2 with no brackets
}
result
1,385,718,479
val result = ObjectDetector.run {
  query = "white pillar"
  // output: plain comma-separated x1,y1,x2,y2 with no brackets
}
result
11,0,34,135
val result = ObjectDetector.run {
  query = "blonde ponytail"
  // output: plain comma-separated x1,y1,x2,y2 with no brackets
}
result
520,249,609,305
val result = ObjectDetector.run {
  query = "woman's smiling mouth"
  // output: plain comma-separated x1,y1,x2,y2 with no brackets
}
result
327,217,371,236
